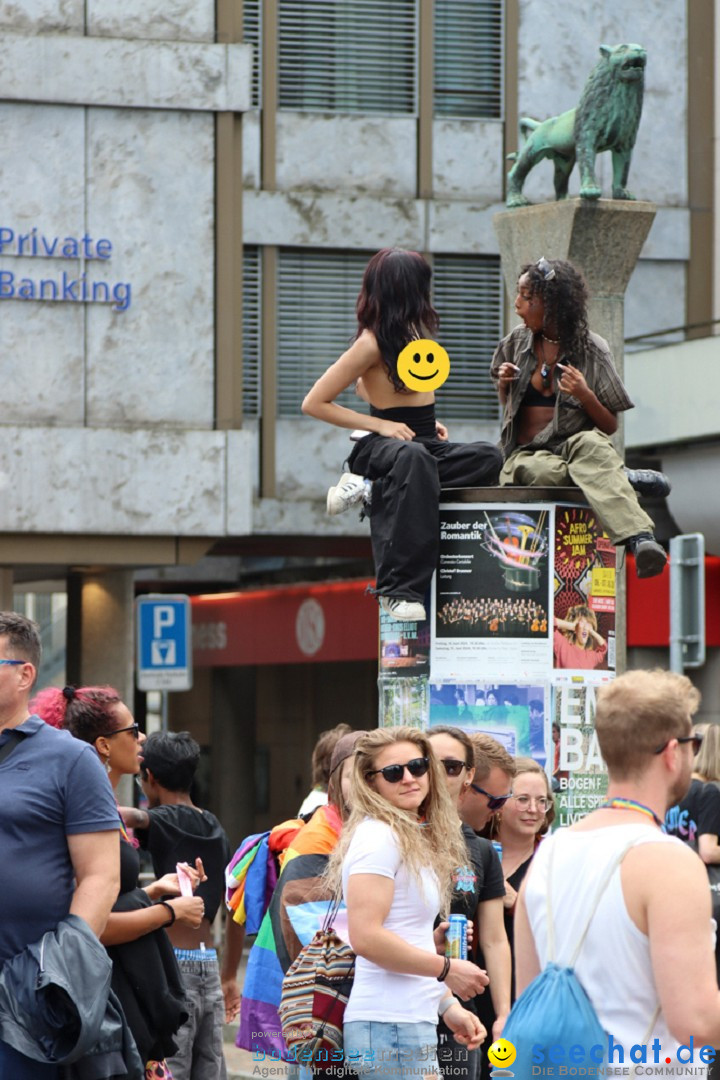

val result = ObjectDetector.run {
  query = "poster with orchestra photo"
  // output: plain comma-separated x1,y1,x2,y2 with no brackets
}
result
431,503,553,681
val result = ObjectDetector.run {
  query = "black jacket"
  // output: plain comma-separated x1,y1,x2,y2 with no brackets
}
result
0,914,143,1078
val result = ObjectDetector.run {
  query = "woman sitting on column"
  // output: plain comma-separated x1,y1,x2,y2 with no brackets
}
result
490,257,668,578
302,247,502,622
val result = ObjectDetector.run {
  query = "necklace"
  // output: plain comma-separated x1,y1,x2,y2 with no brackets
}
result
596,798,664,828
537,336,560,390
541,332,561,344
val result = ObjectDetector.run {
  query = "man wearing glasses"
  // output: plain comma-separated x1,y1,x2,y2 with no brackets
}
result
515,669,720,1067
0,612,120,1078
459,733,516,832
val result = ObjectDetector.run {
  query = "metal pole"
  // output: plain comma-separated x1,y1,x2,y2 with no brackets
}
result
161,690,169,732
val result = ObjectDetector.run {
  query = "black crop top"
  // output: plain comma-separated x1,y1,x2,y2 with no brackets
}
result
370,402,437,439
522,381,557,408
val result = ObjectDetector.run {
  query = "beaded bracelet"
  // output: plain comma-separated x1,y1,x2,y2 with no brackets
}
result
157,900,176,927
436,956,451,982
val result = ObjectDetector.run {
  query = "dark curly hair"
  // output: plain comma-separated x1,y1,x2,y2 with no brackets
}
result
519,258,590,363
355,248,439,392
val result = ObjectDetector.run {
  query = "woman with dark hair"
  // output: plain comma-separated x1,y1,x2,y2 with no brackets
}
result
302,247,502,622
32,686,204,1080
490,256,667,579
553,603,607,670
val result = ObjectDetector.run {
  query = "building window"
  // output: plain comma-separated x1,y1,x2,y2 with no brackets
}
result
434,0,503,118
432,255,503,421
243,0,262,108
277,249,371,417
276,249,502,423
278,0,416,115
243,245,261,416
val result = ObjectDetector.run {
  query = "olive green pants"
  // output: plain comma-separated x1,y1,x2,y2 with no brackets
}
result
499,429,654,544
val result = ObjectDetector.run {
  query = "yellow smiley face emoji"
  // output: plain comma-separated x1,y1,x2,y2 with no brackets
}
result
487,1039,517,1068
397,339,450,392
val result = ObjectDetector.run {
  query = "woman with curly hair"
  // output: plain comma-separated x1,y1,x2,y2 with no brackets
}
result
553,603,607,670
32,685,204,1080
303,248,502,622
490,256,667,578
326,726,487,1077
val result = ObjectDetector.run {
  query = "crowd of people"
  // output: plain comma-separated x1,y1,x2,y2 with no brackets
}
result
4,610,720,1077
437,597,547,636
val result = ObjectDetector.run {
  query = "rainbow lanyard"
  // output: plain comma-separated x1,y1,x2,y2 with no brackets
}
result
596,798,663,828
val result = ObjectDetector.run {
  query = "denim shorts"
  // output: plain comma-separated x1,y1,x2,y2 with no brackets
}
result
344,1020,439,1078
166,952,226,1080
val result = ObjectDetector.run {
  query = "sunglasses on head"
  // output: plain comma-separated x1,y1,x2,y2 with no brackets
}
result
440,758,468,778
653,734,702,756
470,783,512,811
536,255,556,281
367,756,430,784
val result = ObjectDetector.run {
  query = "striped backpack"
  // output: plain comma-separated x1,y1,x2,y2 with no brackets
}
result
278,901,355,1073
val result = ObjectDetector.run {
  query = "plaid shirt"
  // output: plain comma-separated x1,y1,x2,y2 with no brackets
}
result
490,325,634,455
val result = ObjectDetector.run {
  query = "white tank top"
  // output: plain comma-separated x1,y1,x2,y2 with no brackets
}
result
525,825,703,1065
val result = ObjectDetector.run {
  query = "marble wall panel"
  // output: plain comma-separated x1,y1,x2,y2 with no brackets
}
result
86,0,215,42
432,120,504,202
243,112,261,190
0,0,82,34
0,35,251,113
517,0,687,208
0,427,231,535
624,261,686,346
275,115,416,196
243,191,424,251
85,109,215,428
225,430,254,536
0,103,85,423
428,202,503,255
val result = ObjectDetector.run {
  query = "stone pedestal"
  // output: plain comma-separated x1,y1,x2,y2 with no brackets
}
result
493,198,656,381
493,198,657,673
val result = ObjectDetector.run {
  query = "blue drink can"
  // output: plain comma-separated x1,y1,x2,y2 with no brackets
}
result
445,914,467,960
491,841,503,861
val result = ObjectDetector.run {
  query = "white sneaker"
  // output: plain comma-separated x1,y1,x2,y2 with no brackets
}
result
327,473,369,516
380,596,427,622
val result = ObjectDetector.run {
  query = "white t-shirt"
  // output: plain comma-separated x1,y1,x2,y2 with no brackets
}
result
341,817,446,1024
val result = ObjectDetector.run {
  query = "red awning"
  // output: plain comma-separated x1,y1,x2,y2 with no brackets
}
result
626,555,720,648
191,579,378,666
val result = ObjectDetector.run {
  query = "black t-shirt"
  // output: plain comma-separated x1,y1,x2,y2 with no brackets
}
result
136,804,231,924
664,778,720,849
450,824,506,921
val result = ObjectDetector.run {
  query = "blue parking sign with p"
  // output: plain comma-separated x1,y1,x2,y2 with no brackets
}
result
136,595,192,691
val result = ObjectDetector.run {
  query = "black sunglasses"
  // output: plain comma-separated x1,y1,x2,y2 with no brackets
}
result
440,758,468,778
367,757,430,784
470,783,512,811
100,722,140,740
653,734,702,756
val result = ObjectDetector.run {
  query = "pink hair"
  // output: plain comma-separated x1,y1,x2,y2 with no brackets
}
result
31,684,121,736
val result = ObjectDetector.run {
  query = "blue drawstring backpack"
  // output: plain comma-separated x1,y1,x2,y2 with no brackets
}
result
502,839,659,1080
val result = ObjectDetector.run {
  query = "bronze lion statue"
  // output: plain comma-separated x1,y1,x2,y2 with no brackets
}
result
506,43,647,208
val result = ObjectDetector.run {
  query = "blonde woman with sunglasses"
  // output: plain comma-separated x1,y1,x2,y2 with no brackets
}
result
327,727,487,1078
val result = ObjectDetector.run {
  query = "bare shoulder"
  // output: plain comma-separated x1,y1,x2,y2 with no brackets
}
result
623,835,707,883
